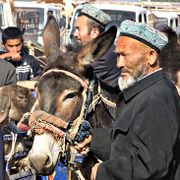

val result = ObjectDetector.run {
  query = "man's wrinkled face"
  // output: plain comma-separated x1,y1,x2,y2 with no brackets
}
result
3,38,23,53
115,36,150,91
74,15,97,46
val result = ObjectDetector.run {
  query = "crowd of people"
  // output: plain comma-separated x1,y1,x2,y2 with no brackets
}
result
0,2,180,180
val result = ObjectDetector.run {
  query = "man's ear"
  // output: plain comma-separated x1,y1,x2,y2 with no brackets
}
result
90,27,100,39
147,49,158,66
1,43,5,49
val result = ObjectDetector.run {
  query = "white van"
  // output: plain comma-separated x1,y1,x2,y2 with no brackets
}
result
0,0,16,28
14,1,63,45
68,3,147,44
0,0,15,50
149,11,178,32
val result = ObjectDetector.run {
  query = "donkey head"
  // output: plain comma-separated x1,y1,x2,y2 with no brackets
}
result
0,85,35,124
28,15,117,175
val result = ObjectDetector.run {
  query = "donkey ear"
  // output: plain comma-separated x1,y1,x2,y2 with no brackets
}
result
43,15,60,57
75,26,117,68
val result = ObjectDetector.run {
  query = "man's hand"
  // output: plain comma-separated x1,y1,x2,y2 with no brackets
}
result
91,163,100,180
74,135,92,156
0,52,21,61
7,52,21,61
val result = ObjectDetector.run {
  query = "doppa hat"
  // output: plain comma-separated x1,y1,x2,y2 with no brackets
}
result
119,20,168,53
80,4,111,27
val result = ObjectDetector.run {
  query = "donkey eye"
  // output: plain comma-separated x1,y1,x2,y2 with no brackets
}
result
17,95,24,100
64,92,77,100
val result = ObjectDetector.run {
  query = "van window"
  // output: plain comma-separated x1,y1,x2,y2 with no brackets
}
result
170,18,178,31
70,9,137,34
102,10,136,23
139,14,142,22
0,4,4,27
15,7,44,32
144,14,147,23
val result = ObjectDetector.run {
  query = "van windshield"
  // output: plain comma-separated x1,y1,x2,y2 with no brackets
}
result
102,10,136,24
70,8,136,36
15,7,44,32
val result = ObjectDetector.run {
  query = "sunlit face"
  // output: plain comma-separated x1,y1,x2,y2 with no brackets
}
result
74,15,99,45
115,36,151,91
3,38,23,53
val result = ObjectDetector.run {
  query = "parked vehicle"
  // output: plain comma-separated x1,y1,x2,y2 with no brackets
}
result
148,11,178,32
14,1,64,45
0,0,15,50
68,2,148,45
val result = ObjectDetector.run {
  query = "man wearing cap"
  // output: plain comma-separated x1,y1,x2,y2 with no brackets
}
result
73,3,120,89
75,20,180,180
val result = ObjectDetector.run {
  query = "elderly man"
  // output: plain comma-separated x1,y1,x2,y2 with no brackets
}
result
74,3,120,88
76,20,180,180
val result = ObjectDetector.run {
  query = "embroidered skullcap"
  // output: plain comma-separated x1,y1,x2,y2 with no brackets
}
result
119,20,168,53
80,4,111,27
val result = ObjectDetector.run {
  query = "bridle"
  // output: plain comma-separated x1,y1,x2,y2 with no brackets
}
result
18,68,116,179
22,68,116,140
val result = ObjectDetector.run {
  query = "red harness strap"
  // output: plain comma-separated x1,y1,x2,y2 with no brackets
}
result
30,121,66,138
28,110,69,130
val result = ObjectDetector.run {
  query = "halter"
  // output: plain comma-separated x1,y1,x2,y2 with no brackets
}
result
27,69,116,139
18,68,116,180
19,69,88,142
41,68,88,90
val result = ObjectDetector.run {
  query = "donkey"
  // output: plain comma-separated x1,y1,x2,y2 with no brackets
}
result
26,15,118,179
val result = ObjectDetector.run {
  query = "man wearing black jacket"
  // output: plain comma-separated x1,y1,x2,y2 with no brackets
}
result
76,20,180,180
73,3,120,89
0,59,17,87
0,27,42,81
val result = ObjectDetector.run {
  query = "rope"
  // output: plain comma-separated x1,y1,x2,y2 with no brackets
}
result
99,94,116,108
24,41,47,67
5,132,18,175
27,69,116,180
28,110,69,130
88,81,116,113
68,90,87,140
41,69,88,90
83,77,96,121
40,68,89,141
97,80,116,108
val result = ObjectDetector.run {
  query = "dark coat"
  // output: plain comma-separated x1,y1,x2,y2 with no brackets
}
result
0,59,17,87
8,51,42,81
91,70,180,180
91,45,120,88
0,49,42,81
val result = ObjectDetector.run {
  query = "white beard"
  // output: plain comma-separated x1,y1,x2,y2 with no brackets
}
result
118,75,137,92
118,64,148,92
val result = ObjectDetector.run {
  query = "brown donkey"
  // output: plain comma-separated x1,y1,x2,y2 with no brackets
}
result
27,15,117,179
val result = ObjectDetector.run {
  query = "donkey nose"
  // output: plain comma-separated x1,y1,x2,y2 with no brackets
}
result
29,152,53,173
